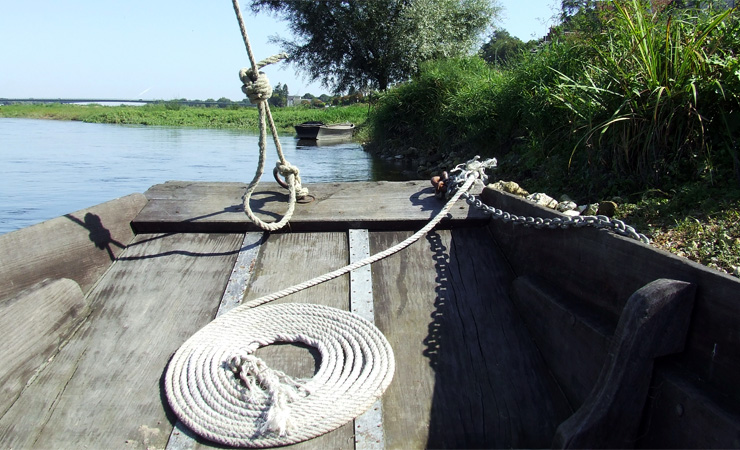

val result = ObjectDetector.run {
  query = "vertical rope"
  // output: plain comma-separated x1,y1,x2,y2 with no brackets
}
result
232,0,307,231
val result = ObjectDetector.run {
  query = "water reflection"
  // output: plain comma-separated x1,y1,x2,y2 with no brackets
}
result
0,118,407,234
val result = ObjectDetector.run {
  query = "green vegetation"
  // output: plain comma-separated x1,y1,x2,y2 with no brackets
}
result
250,0,497,91
367,0,740,276
0,103,370,135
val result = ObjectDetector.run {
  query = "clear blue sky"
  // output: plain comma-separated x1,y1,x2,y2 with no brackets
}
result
0,0,557,101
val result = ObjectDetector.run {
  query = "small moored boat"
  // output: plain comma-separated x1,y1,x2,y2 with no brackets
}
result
294,121,354,140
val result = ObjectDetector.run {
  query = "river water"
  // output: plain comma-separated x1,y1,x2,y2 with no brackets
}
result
0,118,403,235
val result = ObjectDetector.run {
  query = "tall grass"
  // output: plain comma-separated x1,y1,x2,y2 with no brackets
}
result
552,0,737,185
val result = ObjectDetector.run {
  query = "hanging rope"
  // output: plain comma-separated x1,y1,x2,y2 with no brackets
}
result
232,0,308,232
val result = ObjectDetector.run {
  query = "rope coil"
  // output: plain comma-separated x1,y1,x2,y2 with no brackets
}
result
165,303,395,448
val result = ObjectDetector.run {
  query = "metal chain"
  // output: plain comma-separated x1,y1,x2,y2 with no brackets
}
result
445,157,651,244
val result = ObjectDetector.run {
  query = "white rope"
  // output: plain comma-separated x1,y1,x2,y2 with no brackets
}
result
232,0,308,232
165,157,495,447
242,171,480,309
164,303,395,448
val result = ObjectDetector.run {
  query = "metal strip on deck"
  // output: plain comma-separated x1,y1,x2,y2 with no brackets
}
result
349,229,385,450
132,181,489,233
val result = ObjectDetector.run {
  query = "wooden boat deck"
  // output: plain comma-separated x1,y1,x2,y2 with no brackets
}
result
2,181,740,449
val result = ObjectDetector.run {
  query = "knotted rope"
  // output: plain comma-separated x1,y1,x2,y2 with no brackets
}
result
165,303,395,448
233,0,308,231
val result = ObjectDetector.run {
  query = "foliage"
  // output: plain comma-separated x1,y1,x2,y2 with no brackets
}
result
365,0,739,275
269,83,290,107
0,103,370,135
250,0,499,91
478,30,537,67
617,182,740,275
550,0,737,187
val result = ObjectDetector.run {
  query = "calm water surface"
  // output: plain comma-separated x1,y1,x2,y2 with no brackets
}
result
0,118,400,234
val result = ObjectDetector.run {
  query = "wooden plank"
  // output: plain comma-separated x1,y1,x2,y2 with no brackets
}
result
510,275,615,406
186,232,353,450
637,365,740,448
166,232,265,450
133,181,488,233
0,193,147,301
0,278,89,417
554,279,696,448
510,278,740,448
370,228,572,449
0,233,242,450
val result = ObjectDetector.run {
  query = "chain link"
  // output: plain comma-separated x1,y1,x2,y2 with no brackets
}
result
446,157,651,244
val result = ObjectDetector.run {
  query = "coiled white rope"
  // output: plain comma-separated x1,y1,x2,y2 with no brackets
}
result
165,303,395,448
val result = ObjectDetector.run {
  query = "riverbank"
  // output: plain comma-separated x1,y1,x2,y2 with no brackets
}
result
0,103,370,136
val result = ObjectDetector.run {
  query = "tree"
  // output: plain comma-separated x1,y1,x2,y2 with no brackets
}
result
268,82,288,107
479,30,533,66
250,0,499,91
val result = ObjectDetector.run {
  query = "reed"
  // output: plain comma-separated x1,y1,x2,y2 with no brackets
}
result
553,0,736,185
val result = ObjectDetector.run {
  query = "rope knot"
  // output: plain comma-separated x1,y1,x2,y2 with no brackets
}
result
275,162,310,198
239,53,288,104
240,68,273,103
276,161,300,177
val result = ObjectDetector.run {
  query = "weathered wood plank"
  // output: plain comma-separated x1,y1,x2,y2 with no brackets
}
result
510,277,740,449
133,181,488,233
0,278,89,418
166,232,266,450
0,233,242,450
371,228,571,449
0,193,147,301
554,279,696,449
185,232,353,450
510,275,615,407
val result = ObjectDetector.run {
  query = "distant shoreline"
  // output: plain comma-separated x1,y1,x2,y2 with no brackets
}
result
0,103,369,136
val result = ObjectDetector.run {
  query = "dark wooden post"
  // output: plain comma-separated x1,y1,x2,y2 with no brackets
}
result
553,279,696,449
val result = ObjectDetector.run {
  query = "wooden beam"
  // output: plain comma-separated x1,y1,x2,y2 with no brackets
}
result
0,233,242,449
133,181,489,233
553,279,696,449
0,278,89,417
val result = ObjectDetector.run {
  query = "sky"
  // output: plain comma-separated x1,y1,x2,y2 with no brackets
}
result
0,0,558,101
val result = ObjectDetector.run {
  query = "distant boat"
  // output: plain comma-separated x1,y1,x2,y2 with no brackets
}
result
294,121,354,140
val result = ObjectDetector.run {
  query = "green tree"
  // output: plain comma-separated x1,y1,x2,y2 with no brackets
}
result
269,82,287,107
250,0,499,91
479,30,532,66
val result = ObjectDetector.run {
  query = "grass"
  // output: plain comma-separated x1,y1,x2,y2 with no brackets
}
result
617,183,740,276
0,103,370,136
